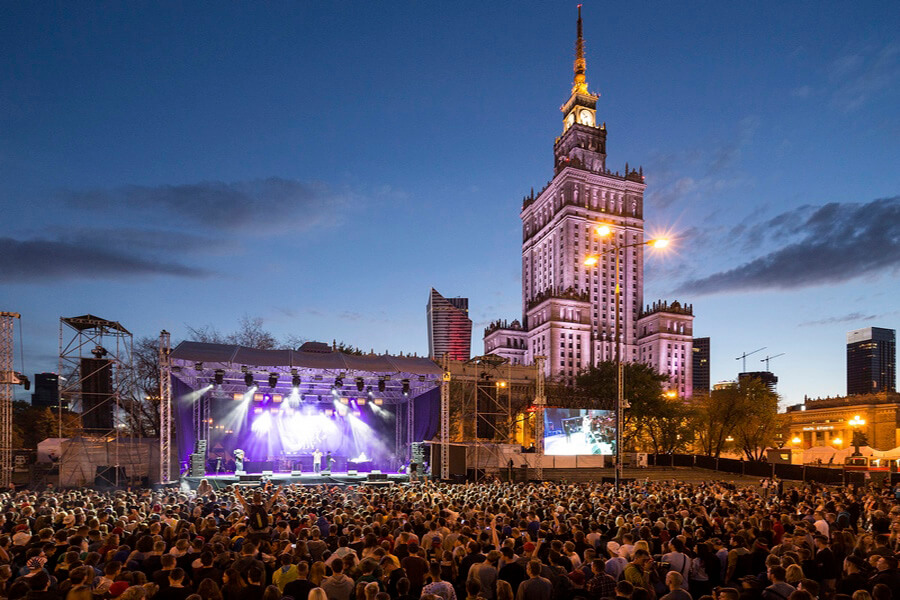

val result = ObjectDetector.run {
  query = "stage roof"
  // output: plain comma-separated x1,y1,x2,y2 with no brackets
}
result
170,341,443,375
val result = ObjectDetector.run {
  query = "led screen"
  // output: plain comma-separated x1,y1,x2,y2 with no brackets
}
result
543,407,616,455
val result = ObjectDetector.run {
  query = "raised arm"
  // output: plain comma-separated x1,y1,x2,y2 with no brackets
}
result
233,486,250,513
266,484,284,510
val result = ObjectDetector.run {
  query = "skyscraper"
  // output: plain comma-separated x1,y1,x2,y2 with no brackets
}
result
847,327,896,395
692,337,710,395
31,372,60,408
484,7,693,392
427,288,472,362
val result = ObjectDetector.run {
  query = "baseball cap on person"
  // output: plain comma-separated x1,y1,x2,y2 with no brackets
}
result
109,582,130,598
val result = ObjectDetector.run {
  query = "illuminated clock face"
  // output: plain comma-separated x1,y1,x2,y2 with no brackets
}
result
579,110,594,126
566,113,575,128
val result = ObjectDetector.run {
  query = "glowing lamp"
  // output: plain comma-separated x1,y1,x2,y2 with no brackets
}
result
595,224,612,237
649,238,669,248
791,436,802,445
583,256,598,267
832,437,843,446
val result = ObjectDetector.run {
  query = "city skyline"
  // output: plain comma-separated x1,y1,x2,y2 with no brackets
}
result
2,2,899,406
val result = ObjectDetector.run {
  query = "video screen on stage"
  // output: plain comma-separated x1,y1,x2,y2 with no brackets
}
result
543,408,616,455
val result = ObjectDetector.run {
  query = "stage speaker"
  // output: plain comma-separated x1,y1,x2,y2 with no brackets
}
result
239,474,261,482
80,358,113,432
290,470,302,476
262,470,274,477
367,473,388,481
194,439,208,454
347,469,358,476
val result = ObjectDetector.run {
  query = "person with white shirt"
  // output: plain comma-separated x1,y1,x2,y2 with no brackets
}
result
662,539,691,590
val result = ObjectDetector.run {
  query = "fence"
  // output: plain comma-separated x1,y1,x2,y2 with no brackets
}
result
648,453,846,485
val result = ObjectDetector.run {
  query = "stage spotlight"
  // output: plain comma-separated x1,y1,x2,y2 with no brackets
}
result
378,378,386,393
356,377,365,392
268,373,279,388
244,373,254,387
374,397,383,406
194,362,203,371
401,379,410,395
214,369,224,385
334,376,343,389
418,375,426,382
292,374,301,388
357,397,366,405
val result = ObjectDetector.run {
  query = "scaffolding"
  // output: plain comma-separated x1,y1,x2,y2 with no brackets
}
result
534,355,546,480
58,315,135,487
439,354,450,479
461,355,514,480
0,312,21,488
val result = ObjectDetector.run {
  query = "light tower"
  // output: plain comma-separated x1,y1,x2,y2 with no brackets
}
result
0,312,22,488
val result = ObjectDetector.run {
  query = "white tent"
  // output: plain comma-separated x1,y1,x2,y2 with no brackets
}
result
57,438,160,487
803,446,837,464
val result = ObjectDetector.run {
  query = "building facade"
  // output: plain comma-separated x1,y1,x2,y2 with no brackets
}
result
847,327,896,396
427,288,472,362
637,301,694,397
692,337,710,395
782,392,900,451
31,372,60,409
483,7,693,393
739,371,778,394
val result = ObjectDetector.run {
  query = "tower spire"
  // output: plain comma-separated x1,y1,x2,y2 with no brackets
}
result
573,4,588,95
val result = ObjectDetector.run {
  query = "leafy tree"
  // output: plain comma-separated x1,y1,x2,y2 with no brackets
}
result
187,315,278,349
121,336,163,438
732,378,782,460
692,379,780,459
643,399,697,454
12,401,79,448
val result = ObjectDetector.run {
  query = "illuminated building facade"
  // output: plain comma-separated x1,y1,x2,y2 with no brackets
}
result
782,392,900,451
484,7,693,393
427,288,472,362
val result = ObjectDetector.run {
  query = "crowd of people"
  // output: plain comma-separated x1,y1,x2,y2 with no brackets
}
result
1,476,899,600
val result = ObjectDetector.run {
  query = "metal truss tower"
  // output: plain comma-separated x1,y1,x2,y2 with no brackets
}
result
0,312,21,488
462,354,513,481
58,315,134,487
159,331,172,483
533,356,546,480
440,354,450,479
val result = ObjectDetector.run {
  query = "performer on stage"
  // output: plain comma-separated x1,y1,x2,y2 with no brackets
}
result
324,450,334,473
234,448,245,473
313,449,323,473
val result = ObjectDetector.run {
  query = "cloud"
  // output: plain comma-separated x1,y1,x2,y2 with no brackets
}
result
829,43,900,111
64,177,348,233
645,117,757,210
791,85,812,98
675,196,900,295
0,237,210,283
798,312,885,328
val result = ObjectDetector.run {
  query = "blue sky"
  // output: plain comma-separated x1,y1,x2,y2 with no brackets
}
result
2,1,899,407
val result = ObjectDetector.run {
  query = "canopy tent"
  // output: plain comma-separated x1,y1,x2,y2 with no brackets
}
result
802,445,837,464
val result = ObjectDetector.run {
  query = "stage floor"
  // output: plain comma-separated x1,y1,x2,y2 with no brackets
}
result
182,471,409,489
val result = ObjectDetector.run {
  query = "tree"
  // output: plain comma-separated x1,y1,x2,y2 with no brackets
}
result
121,336,163,438
12,401,79,448
643,399,697,454
549,362,671,449
187,315,278,349
732,379,782,460
692,379,780,459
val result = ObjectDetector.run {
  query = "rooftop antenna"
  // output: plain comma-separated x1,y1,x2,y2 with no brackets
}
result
736,347,766,372
760,353,785,372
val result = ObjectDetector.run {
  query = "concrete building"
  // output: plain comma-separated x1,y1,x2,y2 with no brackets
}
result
847,327,896,396
739,371,779,394
782,392,900,451
692,337,710,395
637,301,694,397
31,372,60,409
427,288,472,362
483,7,693,392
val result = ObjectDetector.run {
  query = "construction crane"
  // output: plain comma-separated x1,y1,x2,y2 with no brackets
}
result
736,347,766,372
760,353,785,371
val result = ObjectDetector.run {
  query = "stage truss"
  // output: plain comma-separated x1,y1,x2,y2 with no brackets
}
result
0,312,21,488
460,354,514,481
58,315,135,487
161,340,442,478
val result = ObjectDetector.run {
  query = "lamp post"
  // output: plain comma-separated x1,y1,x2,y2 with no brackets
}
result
849,414,866,456
584,226,669,494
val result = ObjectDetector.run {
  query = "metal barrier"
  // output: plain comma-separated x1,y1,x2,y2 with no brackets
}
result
648,453,847,484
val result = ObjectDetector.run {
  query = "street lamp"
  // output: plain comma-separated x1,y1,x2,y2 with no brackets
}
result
583,225,670,494
849,414,866,456
832,437,843,447
791,436,802,445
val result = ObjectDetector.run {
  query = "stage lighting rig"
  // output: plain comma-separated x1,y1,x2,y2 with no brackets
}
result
356,377,365,392
334,375,343,389
378,378,386,393
244,373,254,387
401,379,410,395
292,374,301,388
214,369,225,385
268,373,279,388
194,362,203,371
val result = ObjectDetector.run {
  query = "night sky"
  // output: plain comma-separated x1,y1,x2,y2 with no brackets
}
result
2,2,899,406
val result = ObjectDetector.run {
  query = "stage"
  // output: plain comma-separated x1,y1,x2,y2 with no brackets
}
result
181,470,410,489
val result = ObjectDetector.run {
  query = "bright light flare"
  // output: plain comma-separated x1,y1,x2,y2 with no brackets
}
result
648,238,669,248
595,224,612,237
583,256,598,267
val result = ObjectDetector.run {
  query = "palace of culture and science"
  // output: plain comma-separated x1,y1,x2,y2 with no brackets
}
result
483,7,695,398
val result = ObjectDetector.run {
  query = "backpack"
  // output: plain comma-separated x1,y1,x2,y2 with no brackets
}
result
248,504,269,531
